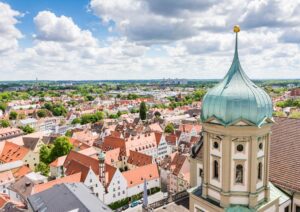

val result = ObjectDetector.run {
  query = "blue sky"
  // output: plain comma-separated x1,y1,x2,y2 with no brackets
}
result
0,0,300,80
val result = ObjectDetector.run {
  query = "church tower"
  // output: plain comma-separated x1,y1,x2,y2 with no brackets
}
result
189,26,280,212
99,151,106,187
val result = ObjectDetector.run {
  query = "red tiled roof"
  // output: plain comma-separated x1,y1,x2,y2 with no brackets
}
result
169,153,187,176
68,138,90,150
64,151,99,175
166,134,177,145
33,172,81,194
122,164,159,188
105,148,121,165
269,117,300,192
0,142,29,163
11,165,32,180
127,150,152,167
154,132,162,145
65,160,89,182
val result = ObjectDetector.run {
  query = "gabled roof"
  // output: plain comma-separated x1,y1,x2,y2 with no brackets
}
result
127,150,152,167
65,160,89,182
22,137,40,151
179,124,202,134
154,132,162,145
63,151,99,175
105,148,121,165
28,183,112,212
0,142,29,163
122,164,159,188
269,117,300,192
169,153,187,176
0,170,14,185
50,155,67,168
33,173,81,194
11,165,31,180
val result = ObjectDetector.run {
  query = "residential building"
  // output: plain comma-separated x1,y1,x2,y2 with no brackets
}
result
27,183,112,212
0,128,24,141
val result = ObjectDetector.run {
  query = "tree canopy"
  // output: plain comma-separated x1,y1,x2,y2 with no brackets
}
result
139,102,147,120
164,123,175,133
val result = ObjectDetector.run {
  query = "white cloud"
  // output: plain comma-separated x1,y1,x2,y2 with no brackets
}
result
0,2,22,54
1,1,300,80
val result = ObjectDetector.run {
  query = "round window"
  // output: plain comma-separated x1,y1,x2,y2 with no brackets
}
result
213,142,219,149
259,143,263,150
237,144,244,152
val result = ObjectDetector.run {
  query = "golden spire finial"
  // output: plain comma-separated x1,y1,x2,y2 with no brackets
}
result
233,25,240,33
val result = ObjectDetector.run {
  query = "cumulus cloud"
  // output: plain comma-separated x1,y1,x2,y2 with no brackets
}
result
239,0,300,29
0,2,22,54
1,1,300,80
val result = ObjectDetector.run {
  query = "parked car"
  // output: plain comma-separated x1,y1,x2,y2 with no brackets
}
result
130,201,139,208
122,204,129,210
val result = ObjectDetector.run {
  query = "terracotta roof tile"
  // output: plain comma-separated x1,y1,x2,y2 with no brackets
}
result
33,172,81,194
270,117,300,192
122,164,159,188
0,142,29,163
127,150,152,167
12,165,32,180
63,151,99,175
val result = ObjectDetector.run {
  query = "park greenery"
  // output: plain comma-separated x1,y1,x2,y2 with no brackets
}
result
276,99,300,108
43,102,67,117
71,111,105,125
0,120,10,128
9,111,18,120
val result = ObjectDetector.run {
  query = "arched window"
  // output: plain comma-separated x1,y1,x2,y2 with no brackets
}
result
258,162,262,180
235,165,243,183
213,160,219,179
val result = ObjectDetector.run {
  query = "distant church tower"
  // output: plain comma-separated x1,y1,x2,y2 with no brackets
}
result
99,151,106,187
189,26,278,211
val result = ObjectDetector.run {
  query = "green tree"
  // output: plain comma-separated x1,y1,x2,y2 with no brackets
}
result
0,120,10,128
65,130,73,137
85,95,95,101
154,111,161,118
71,117,81,125
9,111,18,120
273,111,286,117
0,103,7,113
50,136,73,160
52,105,67,116
35,162,50,176
193,89,207,101
139,102,147,120
164,123,175,133
20,125,35,134
40,145,53,164
37,109,47,118
289,112,300,119
43,102,53,111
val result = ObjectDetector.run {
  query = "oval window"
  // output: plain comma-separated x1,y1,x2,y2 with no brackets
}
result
259,143,263,150
237,144,244,152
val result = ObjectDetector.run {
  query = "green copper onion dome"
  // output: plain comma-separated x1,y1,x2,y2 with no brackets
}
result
201,26,273,126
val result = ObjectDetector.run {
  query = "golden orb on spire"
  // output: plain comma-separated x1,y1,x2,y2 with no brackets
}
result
233,25,240,33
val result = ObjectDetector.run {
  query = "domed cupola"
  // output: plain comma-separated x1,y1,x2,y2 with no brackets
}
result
201,26,273,127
